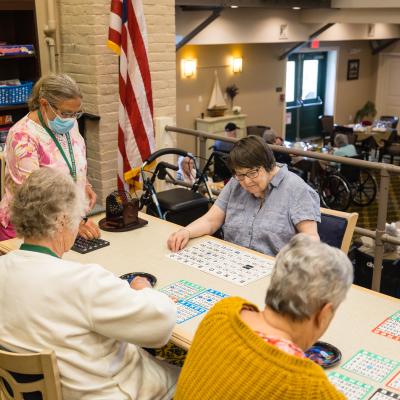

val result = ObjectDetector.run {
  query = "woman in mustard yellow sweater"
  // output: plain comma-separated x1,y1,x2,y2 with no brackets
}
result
175,235,352,400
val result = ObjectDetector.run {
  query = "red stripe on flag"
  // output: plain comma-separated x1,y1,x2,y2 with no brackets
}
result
110,0,122,15
120,18,151,161
108,28,121,47
125,75,151,160
126,0,154,117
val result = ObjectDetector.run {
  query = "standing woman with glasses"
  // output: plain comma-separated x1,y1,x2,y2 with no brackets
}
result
168,136,320,256
0,73,100,241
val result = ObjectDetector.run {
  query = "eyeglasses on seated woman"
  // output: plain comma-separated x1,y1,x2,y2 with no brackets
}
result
168,135,321,256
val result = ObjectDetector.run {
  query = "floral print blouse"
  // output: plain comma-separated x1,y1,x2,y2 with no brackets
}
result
0,114,88,228
255,331,306,358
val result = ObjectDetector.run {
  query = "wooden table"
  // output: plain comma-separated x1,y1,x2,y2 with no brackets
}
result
1,212,399,394
355,127,392,147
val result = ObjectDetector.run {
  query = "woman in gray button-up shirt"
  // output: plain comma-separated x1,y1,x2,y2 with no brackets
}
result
167,136,320,256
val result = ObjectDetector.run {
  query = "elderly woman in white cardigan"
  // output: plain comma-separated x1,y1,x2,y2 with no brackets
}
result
0,168,179,400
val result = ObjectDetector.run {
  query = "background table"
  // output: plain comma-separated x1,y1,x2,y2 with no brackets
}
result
1,212,399,395
355,127,392,147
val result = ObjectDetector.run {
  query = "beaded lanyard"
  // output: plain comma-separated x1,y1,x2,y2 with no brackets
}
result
37,110,77,181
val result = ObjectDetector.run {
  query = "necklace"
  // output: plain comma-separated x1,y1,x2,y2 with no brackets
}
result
37,110,77,181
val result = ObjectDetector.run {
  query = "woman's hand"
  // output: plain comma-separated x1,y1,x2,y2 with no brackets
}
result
78,218,101,239
85,183,97,210
167,228,190,252
166,205,225,252
130,276,152,290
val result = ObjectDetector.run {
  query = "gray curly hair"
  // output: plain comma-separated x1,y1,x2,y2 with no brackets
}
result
28,73,82,111
11,168,87,240
265,234,353,321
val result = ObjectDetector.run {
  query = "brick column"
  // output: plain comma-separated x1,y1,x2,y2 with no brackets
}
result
57,0,176,204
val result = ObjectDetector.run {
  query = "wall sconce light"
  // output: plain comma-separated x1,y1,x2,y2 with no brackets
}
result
232,57,243,73
182,59,196,78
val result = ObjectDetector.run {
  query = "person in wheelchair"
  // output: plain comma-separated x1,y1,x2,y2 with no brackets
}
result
332,134,357,158
214,122,238,153
177,155,196,185
168,136,320,256
263,128,292,166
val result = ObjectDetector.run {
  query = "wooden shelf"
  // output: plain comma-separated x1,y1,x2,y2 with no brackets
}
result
0,54,35,60
0,104,28,112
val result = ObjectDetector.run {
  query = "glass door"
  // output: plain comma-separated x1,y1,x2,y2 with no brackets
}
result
285,52,327,142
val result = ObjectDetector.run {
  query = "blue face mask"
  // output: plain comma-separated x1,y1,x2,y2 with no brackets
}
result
48,115,75,135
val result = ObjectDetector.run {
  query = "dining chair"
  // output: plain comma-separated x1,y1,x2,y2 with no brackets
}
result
246,125,268,137
319,115,335,146
318,208,358,254
0,348,62,400
378,130,400,164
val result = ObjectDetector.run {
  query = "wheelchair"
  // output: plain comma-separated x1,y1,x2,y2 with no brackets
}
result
138,148,214,226
207,145,232,183
318,155,377,211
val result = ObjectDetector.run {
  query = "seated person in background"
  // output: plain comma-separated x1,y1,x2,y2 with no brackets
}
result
168,136,320,256
174,235,352,400
0,168,179,400
177,155,196,185
263,128,292,165
214,122,238,152
275,135,284,146
333,133,358,157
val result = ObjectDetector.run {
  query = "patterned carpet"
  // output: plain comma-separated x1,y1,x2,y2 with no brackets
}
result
348,169,400,231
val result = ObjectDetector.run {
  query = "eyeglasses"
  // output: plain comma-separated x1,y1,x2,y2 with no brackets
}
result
49,103,84,119
234,168,260,181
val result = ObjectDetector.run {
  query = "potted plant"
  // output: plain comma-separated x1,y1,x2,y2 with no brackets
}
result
225,84,239,110
354,101,377,125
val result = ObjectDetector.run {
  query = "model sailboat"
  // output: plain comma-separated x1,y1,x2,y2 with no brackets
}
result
207,71,227,117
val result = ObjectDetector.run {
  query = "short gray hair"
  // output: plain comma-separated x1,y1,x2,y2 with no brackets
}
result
262,129,277,144
334,134,348,148
11,168,87,240
265,234,353,321
28,73,82,111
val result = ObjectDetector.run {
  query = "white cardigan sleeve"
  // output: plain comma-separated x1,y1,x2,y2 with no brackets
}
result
86,264,176,348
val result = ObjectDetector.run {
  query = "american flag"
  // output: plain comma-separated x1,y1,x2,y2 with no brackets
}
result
108,0,155,191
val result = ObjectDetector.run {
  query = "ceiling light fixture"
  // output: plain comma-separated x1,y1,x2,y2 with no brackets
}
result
230,5,239,8
292,6,301,10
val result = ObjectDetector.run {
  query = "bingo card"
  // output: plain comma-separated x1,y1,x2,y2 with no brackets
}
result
175,301,207,324
387,371,400,392
372,311,400,341
329,371,373,400
168,240,274,286
342,350,399,383
369,388,400,399
160,280,229,324
159,280,206,302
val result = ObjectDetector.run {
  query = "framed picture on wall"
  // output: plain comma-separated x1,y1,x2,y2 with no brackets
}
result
347,59,360,80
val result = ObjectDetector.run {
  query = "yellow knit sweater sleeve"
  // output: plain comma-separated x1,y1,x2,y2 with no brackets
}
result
175,297,346,400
